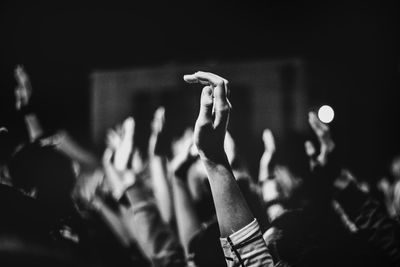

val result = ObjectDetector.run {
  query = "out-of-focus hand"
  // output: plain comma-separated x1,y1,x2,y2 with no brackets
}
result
113,117,135,171
148,107,166,157
170,128,198,181
103,117,136,200
73,168,105,211
14,65,33,110
307,112,335,166
102,148,135,200
106,129,122,151
183,71,231,163
259,129,276,182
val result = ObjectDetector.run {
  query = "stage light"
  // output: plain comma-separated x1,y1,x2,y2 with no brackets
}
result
318,105,334,123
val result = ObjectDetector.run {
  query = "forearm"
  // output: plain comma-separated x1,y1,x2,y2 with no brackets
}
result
92,197,131,246
150,156,174,224
123,186,186,267
24,114,44,142
172,178,201,255
201,155,253,237
56,131,99,169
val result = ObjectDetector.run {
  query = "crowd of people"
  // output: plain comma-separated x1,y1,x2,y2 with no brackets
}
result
0,66,399,267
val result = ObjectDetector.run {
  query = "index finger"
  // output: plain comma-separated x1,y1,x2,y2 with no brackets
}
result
184,71,228,88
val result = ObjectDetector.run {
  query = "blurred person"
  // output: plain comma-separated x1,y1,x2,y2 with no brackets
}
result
377,155,400,219
1,141,90,266
264,111,400,267
102,116,186,267
258,129,302,222
13,65,98,172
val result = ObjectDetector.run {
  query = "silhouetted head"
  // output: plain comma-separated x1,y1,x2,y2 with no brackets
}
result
8,143,76,215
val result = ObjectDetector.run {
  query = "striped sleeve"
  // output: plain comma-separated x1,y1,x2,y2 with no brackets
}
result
220,219,274,267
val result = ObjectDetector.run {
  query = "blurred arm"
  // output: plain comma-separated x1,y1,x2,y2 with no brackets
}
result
148,107,174,225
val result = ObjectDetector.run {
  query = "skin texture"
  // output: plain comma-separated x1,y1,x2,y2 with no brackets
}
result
184,71,253,237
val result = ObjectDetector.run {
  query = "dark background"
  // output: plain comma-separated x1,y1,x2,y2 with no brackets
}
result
0,0,398,181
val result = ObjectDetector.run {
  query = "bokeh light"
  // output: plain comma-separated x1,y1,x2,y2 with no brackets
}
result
318,105,334,123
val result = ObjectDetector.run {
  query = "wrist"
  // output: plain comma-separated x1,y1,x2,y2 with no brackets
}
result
18,103,34,116
199,152,230,167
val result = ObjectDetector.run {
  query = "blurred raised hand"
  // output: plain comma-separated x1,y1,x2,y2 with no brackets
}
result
113,117,135,172
147,107,174,224
148,106,166,157
170,128,198,181
103,117,136,200
306,111,335,167
259,129,276,183
14,65,33,110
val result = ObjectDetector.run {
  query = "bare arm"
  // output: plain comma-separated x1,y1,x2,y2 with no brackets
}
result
184,71,253,236
148,107,174,225
184,71,274,267
14,65,44,142
170,130,201,255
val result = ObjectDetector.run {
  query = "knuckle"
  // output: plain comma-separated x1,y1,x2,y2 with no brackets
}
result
216,79,225,87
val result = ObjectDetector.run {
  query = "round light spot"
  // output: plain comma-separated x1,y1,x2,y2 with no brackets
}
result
318,105,334,123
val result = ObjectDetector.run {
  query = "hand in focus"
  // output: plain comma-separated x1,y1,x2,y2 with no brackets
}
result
148,106,166,157
259,129,276,182
14,65,33,110
183,71,231,163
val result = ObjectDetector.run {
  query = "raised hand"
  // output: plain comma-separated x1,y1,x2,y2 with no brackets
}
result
259,129,276,182
14,65,33,110
106,129,122,151
304,140,316,158
170,128,198,181
307,111,335,166
148,106,166,157
113,117,135,171
148,107,174,224
102,148,135,200
183,71,231,163
103,117,136,200
185,72,273,266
